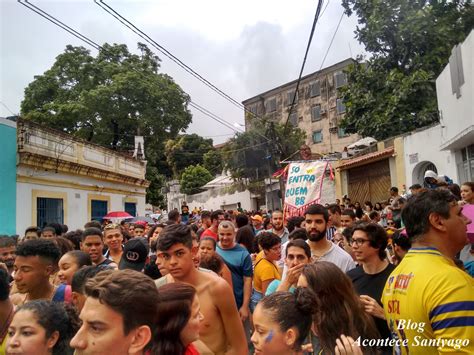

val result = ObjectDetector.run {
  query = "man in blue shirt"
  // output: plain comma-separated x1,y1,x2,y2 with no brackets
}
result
216,221,253,321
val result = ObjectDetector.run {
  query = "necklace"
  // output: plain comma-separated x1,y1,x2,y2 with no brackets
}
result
0,305,14,344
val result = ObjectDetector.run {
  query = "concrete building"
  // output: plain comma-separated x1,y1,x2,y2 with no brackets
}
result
403,30,473,186
15,119,149,234
0,117,17,235
242,58,360,154
167,175,259,212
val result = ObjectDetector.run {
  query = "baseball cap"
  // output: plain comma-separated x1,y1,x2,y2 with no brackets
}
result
118,237,149,272
251,215,263,223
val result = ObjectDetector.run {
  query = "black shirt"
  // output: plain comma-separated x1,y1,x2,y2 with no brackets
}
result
347,262,396,354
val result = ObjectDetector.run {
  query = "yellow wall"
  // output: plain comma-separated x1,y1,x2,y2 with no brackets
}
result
31,189,68,226
393,137,406,191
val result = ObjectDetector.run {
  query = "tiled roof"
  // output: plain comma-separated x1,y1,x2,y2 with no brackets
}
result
338,147,395,170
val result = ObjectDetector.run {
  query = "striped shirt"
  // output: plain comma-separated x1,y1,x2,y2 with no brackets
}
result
382,247,474,354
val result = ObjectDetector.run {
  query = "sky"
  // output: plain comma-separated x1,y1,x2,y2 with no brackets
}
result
0,0,366,144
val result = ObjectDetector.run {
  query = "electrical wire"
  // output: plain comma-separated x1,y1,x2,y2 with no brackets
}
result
318,10,345,71
283,0,324,131
94,0,260,121
17,0,245,137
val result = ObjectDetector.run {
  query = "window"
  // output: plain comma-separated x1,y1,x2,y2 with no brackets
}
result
312,130,323,143
334,72,347,88
338,127,349,138
311,105,322,121
289,112,298,127
449,44,464,98
310,81,321,97
458,144,474,182
336,98,346,114
265,98,276,112
287,90,297,106
124,202,137,217
37,197,64,228
249,105,257,115
91,200,108,222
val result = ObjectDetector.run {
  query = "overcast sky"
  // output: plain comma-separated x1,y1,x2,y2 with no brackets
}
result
0,0,366,144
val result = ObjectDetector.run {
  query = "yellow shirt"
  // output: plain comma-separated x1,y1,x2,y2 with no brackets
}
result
382,247,474,354
253,257,281,293
0,335,7,355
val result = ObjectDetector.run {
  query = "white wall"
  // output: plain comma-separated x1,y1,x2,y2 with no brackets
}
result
186,189,257,212
403,125,457,187
437,30,473,150
16,171,146,234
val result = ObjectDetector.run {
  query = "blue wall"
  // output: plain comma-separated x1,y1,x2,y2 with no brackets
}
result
0,119,16,235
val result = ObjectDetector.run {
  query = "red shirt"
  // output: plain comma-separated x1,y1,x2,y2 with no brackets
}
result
184,343,200,355
200,228,218,241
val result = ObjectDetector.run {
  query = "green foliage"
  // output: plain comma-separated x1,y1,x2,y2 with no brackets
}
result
146,166,167,208
165,134,214,178
223,117,306,180
180,165,213,195
339,0,473,140
203,149,223,176
20,42,193,205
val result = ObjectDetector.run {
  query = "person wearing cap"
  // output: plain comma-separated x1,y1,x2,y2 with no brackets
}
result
251,215,263,235
119,237,150,272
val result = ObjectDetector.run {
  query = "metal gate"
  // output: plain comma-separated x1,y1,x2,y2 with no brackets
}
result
37,197,64,228
348,159,391,204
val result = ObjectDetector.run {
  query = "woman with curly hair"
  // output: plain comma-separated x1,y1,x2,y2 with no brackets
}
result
298,262,380,354
6,300,80,355
153,283,203,355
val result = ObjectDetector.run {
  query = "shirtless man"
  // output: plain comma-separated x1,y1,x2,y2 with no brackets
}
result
155,224,247,355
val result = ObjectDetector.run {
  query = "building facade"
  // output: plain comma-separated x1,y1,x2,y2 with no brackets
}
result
403,30,473,186
0,117,17,235
242,58,360,155
16,119,149,234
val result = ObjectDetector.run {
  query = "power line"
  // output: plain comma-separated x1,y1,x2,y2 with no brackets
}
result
318,10,345,71
0,101,17,116
17,0,245,137
283,0,324,131
94,0,260,121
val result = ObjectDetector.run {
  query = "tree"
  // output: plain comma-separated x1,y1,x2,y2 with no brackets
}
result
203,149,223,176
165,134,214,178
146,167,167,208
21,42,193,204
223,117,306,180
339,0,473,140
180,165,213,195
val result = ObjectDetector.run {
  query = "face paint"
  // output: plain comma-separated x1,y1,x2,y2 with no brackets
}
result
265,330,274,343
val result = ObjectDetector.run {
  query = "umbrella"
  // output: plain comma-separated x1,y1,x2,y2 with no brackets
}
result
103,211,133,220
129,216,155,224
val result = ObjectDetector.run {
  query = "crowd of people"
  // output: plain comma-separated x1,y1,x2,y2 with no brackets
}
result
0,181,473,354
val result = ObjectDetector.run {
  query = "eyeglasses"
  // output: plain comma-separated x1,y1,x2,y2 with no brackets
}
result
350,238,370,246
387,222,395,226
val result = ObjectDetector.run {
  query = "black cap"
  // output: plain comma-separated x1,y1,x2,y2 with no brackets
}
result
118,237,149,272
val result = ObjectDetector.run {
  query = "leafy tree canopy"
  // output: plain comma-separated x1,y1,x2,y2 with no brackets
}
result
165,134,214,178
223,117,306,180
339,0,473,140
203,149,223,176
180,164,213,195
20,42,193,205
